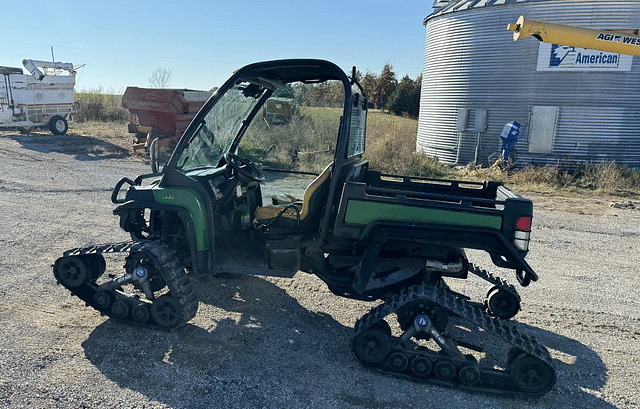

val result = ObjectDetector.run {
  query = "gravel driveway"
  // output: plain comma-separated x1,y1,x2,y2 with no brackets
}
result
0,129,638,408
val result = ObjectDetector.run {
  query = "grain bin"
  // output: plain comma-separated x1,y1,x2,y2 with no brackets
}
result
417,0,640,167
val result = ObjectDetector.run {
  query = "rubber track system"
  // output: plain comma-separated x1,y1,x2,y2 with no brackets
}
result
353,283,556,397
53,240,198,328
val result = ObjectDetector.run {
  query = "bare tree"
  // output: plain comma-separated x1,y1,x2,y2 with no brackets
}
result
149,68,172,88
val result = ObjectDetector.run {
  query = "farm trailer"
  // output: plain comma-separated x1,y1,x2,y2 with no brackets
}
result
122,87,212,153
0,59,76,135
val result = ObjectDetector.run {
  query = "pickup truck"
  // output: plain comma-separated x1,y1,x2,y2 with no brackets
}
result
54,59,554,396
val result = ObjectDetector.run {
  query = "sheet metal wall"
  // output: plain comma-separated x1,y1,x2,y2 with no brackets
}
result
417,0,640,167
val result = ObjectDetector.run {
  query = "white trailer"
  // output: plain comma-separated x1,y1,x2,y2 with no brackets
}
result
0,59,76,135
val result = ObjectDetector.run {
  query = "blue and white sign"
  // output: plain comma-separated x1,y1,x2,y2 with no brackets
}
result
536,42,633,71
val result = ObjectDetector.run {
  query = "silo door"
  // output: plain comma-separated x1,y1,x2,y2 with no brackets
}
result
528,106,558,154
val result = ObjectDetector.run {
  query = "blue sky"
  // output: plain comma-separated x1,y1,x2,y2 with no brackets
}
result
2,1,431,93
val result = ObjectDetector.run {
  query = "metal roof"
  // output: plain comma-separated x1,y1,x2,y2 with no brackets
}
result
427,0,550,22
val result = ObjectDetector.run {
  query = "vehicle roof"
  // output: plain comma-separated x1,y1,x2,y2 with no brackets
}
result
236,59,349,88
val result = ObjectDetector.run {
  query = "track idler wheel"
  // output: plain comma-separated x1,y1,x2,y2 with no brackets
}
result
92,291,112,310
485,286,520,319
458,364,481,386
150,294,182,328
53,256,89,288
352,327,391,363
410,356,432,376
509,352,556,394
132,304,151,323
387,352,409,371
434,360,456,381
433,361,456,381
111,300,130,319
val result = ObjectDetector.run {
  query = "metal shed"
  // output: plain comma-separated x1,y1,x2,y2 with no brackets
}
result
417,0,640,167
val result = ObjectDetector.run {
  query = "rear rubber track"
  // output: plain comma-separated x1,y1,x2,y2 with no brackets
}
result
353,282,556,397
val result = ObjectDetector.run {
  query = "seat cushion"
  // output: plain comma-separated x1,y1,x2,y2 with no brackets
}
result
255,162,332,231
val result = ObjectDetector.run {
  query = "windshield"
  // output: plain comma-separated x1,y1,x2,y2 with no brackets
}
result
175,82,265,172
238,80,345,174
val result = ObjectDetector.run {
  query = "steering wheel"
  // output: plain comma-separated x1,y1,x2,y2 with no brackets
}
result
224,152,265,183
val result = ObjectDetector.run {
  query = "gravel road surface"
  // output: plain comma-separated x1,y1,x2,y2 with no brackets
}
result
1,129,638,408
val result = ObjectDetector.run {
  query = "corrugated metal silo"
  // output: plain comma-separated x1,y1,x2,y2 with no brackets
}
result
417,0,640,167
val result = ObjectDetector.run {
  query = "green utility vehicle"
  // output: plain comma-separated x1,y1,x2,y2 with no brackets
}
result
54,59,554,396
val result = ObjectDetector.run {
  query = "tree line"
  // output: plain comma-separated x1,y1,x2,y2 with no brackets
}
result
273,63,422,119
77,64,420,122
359,63,422,118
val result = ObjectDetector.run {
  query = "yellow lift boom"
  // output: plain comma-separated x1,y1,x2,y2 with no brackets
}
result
507,15,640,57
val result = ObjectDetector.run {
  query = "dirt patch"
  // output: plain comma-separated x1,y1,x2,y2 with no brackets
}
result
522,191,640,216
1,121,147,162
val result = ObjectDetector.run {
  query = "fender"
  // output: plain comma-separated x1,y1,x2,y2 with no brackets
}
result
113,185,213,274
354,222,538,291
151,186,210,251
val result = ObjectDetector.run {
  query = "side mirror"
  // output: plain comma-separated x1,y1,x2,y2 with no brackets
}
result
149,138,161,174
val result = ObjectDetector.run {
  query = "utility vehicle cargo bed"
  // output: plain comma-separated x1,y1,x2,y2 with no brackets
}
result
333,170,532,241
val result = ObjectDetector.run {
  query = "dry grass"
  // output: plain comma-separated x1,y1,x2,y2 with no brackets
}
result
68,99,640,197
239,106,339,174
364,111,450,178
67,121,144,160
74,88,129,122
460,161,640,196
69,121,130,146
363,111,640,197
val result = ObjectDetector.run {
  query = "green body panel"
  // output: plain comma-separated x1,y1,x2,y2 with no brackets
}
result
152,187,210,251
344,200,502,230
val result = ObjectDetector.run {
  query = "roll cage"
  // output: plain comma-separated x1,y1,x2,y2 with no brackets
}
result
160,59,367,245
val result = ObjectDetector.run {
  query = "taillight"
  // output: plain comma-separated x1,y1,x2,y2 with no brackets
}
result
514,216,531,251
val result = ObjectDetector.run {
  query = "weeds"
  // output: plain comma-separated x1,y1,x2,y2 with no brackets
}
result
365,111,640,195
74,88,128,122
456,160,640,195
364,111,451,178
239,106,338,174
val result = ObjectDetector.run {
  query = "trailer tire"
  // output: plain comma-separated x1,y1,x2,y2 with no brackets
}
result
49,116,68,135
